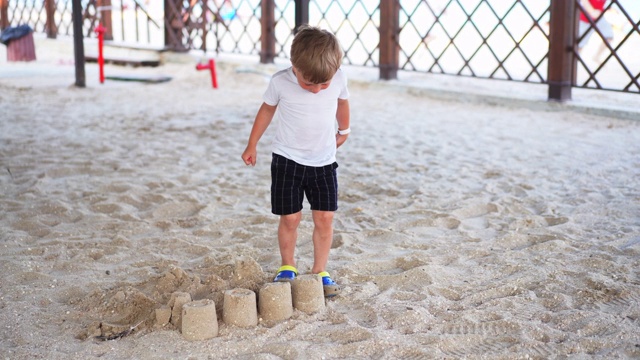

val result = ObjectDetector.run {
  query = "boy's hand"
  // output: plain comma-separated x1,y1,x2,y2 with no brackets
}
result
336,133,349,148
242,147,257,166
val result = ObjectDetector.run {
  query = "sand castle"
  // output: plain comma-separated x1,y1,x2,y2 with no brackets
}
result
259,282,294,322
290,274,326,314
157,274,327,341
181,299,218,341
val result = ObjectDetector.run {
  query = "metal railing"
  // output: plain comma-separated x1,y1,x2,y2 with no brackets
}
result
1,0,160,45
2,0,639,98
575,0,640,92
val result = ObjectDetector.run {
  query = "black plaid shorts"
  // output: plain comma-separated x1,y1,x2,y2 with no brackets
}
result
271,153,339,215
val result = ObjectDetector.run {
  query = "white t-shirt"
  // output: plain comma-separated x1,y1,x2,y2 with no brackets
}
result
263,67,349,167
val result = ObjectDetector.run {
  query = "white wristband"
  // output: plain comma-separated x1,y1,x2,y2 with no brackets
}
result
338,127,351,135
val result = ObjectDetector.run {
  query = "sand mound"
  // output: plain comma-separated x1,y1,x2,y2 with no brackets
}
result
74,256,269,341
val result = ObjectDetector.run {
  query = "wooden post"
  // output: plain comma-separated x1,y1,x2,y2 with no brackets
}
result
97,0,113,40
72,0,86,87
547,0,576,101
294,0,309,33
0,0,9,30
164,0,186,51
379,0,400,80
164,0,171,49
44,0,57,38
163,0,173,49
260,0,275,63
200,2,208,52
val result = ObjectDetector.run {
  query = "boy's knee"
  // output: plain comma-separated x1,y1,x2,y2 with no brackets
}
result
280,212,302,229
312,211,334,227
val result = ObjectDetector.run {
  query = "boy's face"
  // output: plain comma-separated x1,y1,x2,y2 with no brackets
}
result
293,67,332,94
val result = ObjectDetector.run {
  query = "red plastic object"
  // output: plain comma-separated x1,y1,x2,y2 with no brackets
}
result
196,59,218,89
95,24,106,84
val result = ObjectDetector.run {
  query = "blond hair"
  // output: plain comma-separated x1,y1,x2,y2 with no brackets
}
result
290,25,343,84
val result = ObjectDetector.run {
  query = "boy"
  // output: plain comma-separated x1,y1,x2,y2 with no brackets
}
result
578,0,614,61
241,25,350,298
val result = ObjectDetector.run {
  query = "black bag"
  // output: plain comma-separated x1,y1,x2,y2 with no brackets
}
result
1,24,33,45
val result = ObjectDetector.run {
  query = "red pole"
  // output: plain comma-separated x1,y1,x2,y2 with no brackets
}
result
209,59,218,89
196,59,218,89
95,24,106,84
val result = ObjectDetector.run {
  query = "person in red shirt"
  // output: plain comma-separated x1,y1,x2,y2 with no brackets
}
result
578,0,614,60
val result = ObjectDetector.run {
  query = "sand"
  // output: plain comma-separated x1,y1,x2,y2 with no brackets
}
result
1,36,640,359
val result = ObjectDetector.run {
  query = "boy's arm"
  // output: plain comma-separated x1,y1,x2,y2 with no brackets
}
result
336,98,350,148
242,102,277,166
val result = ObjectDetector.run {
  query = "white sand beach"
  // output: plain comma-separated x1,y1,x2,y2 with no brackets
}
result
1,36,640,359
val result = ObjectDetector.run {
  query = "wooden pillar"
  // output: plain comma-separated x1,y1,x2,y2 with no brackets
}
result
44,0,57,38
379,0,400,80
72,0,86,87
1,0,9,30
294,0,309,33
164,0,171,48
547,0,576,101
200,0,208,52
97,0,113,40
164,0,186,51
260,0,275,63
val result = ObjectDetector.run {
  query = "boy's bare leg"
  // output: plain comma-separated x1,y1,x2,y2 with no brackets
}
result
278,212,302,267
310,210,334,274
593,40,612,63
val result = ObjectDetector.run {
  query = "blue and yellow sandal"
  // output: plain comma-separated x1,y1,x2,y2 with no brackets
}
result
318,271,341,298
274,265,298,282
